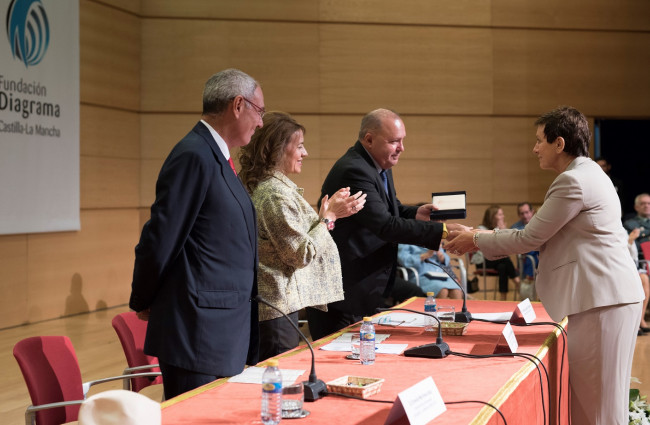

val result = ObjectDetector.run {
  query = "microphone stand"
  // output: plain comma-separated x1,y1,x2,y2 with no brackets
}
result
255,295,327,402
424,258,472,323
376,307,450,358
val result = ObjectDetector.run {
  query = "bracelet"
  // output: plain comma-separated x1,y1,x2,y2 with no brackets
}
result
472,232,479,248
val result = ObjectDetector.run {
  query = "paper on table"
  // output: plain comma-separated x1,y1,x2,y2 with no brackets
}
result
228,366,305,386
374,313,425,327
471,312,513,321
333,332,391,343
319,341,408,355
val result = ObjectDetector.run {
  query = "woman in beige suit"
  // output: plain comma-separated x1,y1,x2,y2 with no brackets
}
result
446,106,645,425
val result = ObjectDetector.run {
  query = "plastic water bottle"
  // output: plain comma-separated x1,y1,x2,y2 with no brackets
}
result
424,292,437,331
359,317,376,365
261,359,282,425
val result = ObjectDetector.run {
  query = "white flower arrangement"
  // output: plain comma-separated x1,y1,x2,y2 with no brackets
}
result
630,378,650,425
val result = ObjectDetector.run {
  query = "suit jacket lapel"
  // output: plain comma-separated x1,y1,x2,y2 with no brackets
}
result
353,141,397,216
194,122,257,251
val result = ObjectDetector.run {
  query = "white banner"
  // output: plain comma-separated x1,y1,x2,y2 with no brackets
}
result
0,0,79,234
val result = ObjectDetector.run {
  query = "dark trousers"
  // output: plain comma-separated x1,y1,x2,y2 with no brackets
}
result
258,311,301,361
306,306,360,341
485,257,517,293
158,361,221,400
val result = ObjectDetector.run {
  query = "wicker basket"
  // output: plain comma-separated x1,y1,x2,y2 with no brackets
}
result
326,376,384,399
432,321,469,336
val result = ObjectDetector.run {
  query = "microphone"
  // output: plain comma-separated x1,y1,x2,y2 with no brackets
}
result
424,258,472,323
254,295,327,402
376,307,450,358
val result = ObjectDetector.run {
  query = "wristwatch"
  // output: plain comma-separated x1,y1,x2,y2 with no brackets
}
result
320,217,335,231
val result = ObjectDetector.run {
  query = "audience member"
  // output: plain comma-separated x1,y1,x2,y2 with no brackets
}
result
624,193,650,262
446,106,644,425
397,244,462,299
129,69,263,399
238,112,365,360
306,108,469,340
511,202,540,298
475,205,521,301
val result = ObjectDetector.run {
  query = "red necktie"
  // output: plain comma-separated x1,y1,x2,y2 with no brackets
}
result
228,157,237,176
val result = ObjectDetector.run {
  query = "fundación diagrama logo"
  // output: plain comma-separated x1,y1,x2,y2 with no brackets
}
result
6,0,50,67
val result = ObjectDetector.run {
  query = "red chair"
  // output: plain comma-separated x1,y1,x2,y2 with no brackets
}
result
13,336,157,425
111,312,162,392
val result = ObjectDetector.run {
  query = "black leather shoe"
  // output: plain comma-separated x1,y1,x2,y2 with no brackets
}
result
641,326,650,333
639,328,646,336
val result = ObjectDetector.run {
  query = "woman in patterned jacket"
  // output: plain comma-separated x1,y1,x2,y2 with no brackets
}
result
239,111,366,359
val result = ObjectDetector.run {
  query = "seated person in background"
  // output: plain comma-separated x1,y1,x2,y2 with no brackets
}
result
624,193,650,263
238,111,366,360
511,202,540,298
397,244,462,299
474,205,521,301
628,228,650,335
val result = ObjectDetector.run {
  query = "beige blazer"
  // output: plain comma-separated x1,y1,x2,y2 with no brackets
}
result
478,156,644,321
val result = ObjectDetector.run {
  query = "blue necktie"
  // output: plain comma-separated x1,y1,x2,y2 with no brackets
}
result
380,170,389,195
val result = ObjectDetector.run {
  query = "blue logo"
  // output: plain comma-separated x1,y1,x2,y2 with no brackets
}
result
6,0,50,67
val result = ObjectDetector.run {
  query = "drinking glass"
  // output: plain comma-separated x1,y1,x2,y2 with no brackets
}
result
437,306,455,323
281,382,304,418
350,332,361,359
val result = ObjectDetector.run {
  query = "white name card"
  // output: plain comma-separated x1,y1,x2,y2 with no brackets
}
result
384,377,446,425
510,298,536,324
493,321,519,354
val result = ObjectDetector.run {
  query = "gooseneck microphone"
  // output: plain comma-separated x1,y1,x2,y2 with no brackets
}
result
424,259,472,323
376,307,450,358
254,295,327,402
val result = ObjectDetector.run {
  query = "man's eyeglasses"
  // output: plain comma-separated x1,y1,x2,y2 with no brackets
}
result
243,97,265,120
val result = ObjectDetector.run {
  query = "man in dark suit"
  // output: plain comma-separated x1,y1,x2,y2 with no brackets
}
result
129,69,263,399
307,108,469,340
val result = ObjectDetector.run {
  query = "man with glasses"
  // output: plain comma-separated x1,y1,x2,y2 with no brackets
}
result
306,108,469,340
624,193,650,261
130,69,263,399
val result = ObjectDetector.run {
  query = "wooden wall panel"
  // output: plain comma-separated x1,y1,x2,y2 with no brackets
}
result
0,235,28,328
92,0,141,15
140,20,320,113
141,0,318,20
81,157,139,209
319,25,493,114
81,105,140,159
26,210,139,323
80,0,140,110
320,0,491,26
492,0,650,31
493,29,650,117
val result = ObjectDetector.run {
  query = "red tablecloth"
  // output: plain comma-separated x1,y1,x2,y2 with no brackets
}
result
161,299,569,425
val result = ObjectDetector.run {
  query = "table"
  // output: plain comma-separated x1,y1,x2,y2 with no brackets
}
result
161,298,569,425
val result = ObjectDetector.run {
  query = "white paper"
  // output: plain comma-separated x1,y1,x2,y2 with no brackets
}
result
398,377,446,425
515,298,537,323
432,194,465,211
471,312,513,322
228,366,305,386
374,313,425,327
502,322,519,353
319,342,408,355
424,271,448,280
333,332,391,344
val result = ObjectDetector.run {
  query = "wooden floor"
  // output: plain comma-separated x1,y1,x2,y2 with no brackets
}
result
1,302,649,425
